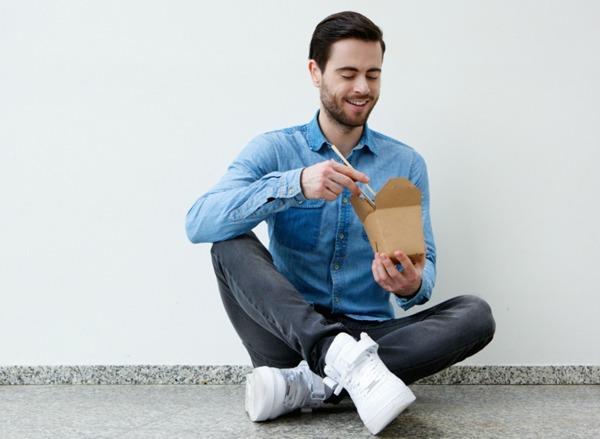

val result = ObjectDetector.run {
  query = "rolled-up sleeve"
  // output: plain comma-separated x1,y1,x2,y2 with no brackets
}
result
185,135,306,244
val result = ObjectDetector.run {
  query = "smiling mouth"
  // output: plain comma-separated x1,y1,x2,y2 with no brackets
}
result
345,98,369,107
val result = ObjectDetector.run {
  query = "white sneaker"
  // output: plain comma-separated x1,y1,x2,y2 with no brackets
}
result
245,360,327,422
324,332,416,435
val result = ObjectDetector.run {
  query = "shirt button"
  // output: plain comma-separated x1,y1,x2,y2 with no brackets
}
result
298,200,304,205
338,233,344,240
334,264,340,270
342,197,348,204
334,297,340,304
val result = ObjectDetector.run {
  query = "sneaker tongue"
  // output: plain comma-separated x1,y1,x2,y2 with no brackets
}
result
331,333,378,370
325,333,356,365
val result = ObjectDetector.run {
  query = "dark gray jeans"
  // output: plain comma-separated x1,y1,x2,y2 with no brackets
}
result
211,232,495,385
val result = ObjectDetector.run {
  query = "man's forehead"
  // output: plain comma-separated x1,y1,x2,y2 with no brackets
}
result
327,38,383,69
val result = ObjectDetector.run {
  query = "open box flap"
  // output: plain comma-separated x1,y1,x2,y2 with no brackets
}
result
350,177,425,261
375,178,421,209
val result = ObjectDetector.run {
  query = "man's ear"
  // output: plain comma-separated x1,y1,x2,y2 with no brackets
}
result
308,59,322,88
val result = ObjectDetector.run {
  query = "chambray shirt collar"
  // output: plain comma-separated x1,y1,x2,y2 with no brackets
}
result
306,111,379,156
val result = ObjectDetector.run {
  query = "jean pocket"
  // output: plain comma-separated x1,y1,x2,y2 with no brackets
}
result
273,199,326,251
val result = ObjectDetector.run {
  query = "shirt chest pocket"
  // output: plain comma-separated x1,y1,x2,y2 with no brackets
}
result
273,199,326,252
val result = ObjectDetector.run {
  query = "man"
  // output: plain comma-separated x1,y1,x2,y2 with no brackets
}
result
186,11,495,435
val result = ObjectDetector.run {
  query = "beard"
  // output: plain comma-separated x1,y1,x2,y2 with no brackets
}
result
320,81,378,129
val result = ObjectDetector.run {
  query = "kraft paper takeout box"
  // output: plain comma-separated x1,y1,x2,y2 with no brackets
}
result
350,177,425,264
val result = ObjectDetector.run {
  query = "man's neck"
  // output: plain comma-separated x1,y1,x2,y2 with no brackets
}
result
318,108,364,157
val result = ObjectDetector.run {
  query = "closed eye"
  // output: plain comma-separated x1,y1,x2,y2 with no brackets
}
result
341,74,379,80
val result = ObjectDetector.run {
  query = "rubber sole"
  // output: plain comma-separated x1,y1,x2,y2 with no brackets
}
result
363,387,416,435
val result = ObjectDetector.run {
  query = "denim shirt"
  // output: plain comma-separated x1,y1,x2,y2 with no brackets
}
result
186,112,436,320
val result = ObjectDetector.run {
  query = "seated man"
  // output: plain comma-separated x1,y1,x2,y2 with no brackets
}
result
186,11,495,435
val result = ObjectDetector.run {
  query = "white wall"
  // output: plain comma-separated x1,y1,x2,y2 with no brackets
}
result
1,0,599,366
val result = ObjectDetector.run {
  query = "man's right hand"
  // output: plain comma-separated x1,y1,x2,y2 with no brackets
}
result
300,159,370,201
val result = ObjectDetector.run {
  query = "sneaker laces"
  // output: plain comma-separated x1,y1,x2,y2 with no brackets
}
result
280,361,326,410
324,333,384,397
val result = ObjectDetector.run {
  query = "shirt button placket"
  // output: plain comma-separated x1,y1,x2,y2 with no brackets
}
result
333,192,351,311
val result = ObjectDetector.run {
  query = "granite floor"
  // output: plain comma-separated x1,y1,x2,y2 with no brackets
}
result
1,384,599,438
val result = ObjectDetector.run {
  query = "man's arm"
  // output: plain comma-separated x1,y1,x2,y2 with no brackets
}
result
185,135,305,244
186,133,371,244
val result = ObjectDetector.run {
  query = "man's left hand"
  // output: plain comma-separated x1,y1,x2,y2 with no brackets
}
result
371,250,425,297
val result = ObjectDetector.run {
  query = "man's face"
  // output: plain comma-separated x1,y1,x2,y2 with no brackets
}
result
313,38,382,128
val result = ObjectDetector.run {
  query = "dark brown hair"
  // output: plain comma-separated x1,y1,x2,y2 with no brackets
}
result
309,11,385,72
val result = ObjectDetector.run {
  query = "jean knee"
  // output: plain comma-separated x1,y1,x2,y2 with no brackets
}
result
210,240,226,260
458,294,496,340
210,232,257,260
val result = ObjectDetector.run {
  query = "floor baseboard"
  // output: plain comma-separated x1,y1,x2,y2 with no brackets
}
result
1,365,599,385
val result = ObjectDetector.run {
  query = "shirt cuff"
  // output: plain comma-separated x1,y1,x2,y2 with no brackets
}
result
278,167,308,205
396,278,430,311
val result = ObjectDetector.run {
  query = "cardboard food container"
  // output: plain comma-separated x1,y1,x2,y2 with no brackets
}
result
350,177,425,264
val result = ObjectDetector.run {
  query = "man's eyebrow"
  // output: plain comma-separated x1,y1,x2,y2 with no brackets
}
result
335,67,382,73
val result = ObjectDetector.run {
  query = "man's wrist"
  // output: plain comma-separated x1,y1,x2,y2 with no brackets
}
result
299,167,306,197
395,279,422,299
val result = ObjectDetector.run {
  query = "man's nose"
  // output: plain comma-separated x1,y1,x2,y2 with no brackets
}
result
353,76,370,95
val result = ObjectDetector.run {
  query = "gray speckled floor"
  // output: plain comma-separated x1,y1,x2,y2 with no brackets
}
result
1,385,599,438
